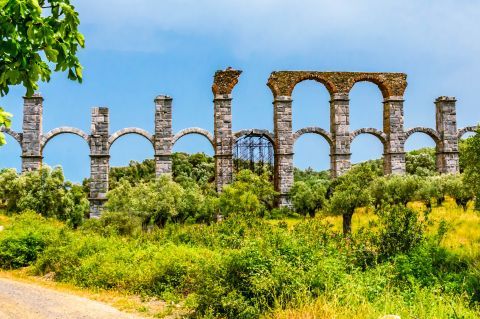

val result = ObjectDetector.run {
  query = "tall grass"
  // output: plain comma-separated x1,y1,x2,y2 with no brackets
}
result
0,207,479,319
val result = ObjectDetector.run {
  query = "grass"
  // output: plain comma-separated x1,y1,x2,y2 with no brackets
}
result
0,203,479,319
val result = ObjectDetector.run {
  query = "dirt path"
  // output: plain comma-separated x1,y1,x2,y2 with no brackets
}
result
0,278,143,319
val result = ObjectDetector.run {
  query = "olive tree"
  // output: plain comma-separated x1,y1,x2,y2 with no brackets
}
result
290,180,328,218
443,174,475,211
461,129,480,210
328,164,377,235
106,176,185,228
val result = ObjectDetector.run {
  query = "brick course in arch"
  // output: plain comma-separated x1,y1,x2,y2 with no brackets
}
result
2,68,477,214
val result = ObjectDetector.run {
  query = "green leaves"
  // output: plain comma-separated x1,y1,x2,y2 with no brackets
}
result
0,0,85,98
0,107,13,146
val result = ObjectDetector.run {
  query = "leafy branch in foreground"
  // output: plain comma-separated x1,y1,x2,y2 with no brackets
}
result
0,107,12,145
0,0,85,97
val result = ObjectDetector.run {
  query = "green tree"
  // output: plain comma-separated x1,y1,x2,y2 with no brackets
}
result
290,180,328,218
0,166,89,225
328,164,377,235
443,174,474,211
0,0,84,143
369,175,422,209
106,176,185,228
414,175,446,211
219,170,277,218
406,148,437,176
461,129,480,210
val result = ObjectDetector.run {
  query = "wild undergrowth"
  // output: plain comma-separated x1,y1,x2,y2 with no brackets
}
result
0,207,479,319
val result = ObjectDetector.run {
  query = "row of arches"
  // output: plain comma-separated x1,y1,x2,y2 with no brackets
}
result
2,124,477,168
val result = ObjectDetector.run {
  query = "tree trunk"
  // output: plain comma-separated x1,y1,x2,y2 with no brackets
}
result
342,212,353,235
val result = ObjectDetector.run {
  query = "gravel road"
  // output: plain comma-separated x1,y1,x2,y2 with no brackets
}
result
0,278,143,319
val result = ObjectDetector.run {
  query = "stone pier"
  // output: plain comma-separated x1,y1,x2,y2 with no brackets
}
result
89,107,110,218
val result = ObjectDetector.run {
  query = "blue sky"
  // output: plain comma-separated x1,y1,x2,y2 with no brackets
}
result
1,0,480,182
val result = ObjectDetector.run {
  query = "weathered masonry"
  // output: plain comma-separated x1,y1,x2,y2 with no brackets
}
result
1,69,479,215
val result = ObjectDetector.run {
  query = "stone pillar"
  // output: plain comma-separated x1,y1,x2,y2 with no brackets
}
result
154,95,173,176
330,93,351,178
214,94,234,192
435,96,459,174
89,107,110,218
212,69,242,192
274,96,294,206
383,96,406,174
21,94,43,172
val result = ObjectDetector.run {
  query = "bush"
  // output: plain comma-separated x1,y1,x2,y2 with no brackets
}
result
0,211,60,269
0,167,89,227
82,211,142,236
219,170,277,218
375,205,425,260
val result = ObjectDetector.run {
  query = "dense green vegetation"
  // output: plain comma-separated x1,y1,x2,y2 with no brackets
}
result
0,134,479,318
0,206,479,318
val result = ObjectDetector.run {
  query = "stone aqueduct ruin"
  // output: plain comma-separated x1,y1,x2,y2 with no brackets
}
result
1,69,479,216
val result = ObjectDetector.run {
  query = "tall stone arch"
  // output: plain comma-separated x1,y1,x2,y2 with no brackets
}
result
267,71,407,206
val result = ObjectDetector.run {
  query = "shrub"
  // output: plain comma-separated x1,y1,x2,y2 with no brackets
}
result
0,211,60,269
0,167,89,227
219,170,277,218
376,205,425,260
82,211,142,236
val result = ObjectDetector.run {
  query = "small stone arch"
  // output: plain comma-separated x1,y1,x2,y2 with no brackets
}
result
172,127,214,148
234,129,275,147
0,127,22,145
41,127,90,151
404,127,441,146
293,127,333,147
457,126,479,139
108,128,154,150
346,73,407,99
350,128,387,147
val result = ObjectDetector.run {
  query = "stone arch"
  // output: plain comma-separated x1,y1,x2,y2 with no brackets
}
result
267,71,336,98
404,127,441,146
41,127,90,151
108,128,154,150
457,126,479,139
350,128,387,147
293,127,333,147
267,71,407,99
0,127,22,145
172,127,214,148
234,129,275,147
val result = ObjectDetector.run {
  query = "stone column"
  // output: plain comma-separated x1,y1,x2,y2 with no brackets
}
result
154,95,173,176
214,94,234,192
21,93,44,172
330,93,351,177
435,96,459,174
212,69,242,192
89,107,110,218
383,96,406,174
274,96,294,206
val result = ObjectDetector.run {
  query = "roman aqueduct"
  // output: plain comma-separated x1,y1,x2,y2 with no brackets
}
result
1,69,478,216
